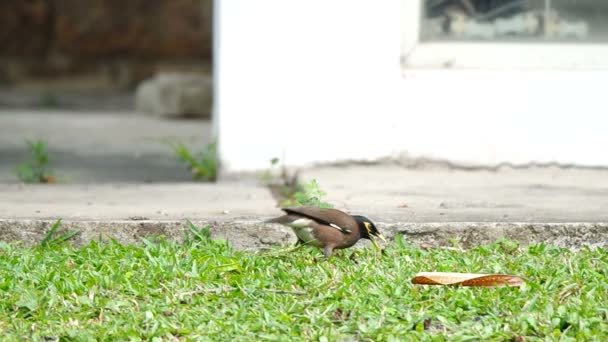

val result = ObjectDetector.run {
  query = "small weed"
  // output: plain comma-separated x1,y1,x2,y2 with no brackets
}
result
15,140,56,183
170,140,217,181
281,179,333,208
40,219,80,247
260,158,333,208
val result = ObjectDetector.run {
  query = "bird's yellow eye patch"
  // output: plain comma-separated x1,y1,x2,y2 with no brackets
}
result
363,221,372,233
363,221,382,251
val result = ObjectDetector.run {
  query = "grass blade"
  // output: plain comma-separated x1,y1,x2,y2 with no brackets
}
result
40,219,62,247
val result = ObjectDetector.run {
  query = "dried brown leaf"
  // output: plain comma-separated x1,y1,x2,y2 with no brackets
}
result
411,272,524,287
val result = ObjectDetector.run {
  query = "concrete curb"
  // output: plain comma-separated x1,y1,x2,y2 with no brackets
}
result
2,219,607,250
386,222,608,249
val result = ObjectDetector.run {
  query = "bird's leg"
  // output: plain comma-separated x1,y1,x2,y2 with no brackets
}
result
349,249,359,264
294,238,305,247
323,246,334,260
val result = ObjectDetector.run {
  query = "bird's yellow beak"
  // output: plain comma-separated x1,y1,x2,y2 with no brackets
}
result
370,239,381,250
370,233,386,251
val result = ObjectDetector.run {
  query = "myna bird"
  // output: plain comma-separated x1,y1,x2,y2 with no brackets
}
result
266,206,385,258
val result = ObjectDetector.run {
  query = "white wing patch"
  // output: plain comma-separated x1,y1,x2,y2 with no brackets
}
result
330,223,351,233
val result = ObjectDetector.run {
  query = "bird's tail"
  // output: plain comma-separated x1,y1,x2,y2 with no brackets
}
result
264,215,299,224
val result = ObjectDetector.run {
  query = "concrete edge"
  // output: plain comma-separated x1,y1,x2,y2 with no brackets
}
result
1,219,607,250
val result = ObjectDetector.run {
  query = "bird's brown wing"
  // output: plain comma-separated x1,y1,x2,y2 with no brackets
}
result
281,207,356,234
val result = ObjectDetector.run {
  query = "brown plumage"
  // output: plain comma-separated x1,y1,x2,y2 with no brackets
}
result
266,206,385,258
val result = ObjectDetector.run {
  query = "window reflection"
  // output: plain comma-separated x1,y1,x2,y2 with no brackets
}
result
422,0,607,42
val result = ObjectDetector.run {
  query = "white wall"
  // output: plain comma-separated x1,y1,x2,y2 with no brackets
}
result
215,0,608,171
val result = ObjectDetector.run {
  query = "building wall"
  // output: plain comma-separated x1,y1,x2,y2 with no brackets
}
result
215,0,608,171
0,0,213,89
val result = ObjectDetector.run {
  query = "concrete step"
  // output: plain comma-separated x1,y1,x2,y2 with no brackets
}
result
2,165,607,249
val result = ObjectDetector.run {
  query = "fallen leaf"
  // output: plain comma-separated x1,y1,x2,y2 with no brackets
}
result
411,272,524,287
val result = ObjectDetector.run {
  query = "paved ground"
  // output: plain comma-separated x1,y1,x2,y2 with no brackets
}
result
305,165,608,223
3,165,608,223
0,110,211,182
1,109,607,250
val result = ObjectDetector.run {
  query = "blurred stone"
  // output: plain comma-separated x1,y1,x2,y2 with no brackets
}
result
54,0,212,59
0,0,51,57
135,73,212,118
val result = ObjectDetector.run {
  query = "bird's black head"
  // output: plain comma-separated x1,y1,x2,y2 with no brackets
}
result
353,215,385,250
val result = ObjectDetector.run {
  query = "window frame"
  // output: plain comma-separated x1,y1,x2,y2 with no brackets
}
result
401,0,608,70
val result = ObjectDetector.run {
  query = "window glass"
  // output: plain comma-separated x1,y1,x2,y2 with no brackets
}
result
421,0,608,42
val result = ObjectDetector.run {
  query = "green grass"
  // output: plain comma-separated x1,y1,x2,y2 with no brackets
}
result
0,234,606,341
